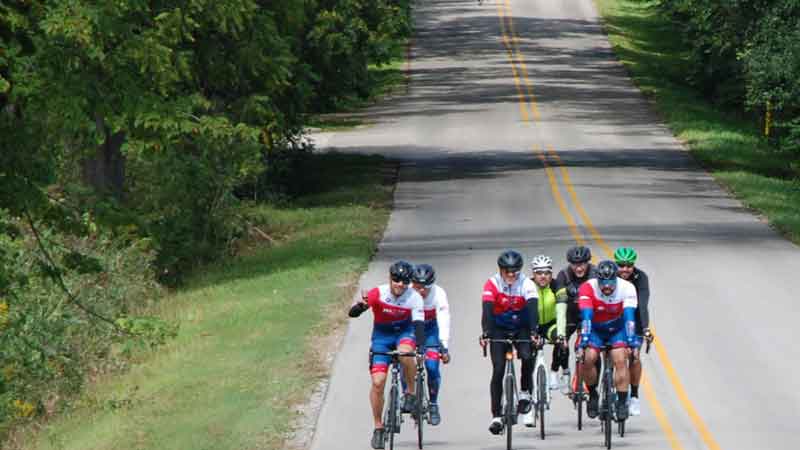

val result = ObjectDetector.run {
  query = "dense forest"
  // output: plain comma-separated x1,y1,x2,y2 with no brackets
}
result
0,0,411,435
659,0,800,169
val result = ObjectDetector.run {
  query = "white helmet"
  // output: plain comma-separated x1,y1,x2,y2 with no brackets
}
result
530,254,553,272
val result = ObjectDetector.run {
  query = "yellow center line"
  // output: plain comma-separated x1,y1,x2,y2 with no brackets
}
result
545,145,719,450
502,0,540,122
496,2,530,122
535,146,587,245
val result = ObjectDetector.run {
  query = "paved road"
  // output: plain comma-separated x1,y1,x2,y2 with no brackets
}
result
308,0,800,449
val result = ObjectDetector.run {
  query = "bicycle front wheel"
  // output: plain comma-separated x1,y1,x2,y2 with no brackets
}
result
603,372,612,449
505,375,515,450
537,366,546,440
576,363,584,431
389,384,399,450
416,372,425,449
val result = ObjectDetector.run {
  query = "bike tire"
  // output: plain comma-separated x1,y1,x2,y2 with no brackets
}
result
537,366,546,440
619,419,625,437
389,384,399,450
603,364,612,449
576,362,584,431
416,372,425,449
505,375,515,450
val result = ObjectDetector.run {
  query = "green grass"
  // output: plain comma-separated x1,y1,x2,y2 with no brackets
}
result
17,153,396,450
595,0,800,242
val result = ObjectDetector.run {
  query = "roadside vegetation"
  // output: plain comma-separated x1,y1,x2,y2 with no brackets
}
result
15,153,396,450
0,0,410,446
595,0,800,241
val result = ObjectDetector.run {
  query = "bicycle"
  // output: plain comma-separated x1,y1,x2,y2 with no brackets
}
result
411,349,434,449
596,344,625,449
568,338,587,431
530,339,550,439
481,335,531,450
371,349,421,450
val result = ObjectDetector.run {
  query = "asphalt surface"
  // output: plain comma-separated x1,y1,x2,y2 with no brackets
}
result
308,0,800,449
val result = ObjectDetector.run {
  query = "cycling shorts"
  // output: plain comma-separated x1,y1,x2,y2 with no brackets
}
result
370,326,416,374
586,325,627,350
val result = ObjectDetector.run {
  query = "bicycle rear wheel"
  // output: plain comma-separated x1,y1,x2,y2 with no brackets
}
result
505,375,515,450
537,366,546,440
415,372,425,449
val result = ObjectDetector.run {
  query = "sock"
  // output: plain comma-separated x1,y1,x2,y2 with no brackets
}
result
631,385,639,398
618,391,628,403
588,384,598,396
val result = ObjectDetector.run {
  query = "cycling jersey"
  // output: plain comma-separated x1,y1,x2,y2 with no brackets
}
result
482,273,538,333
364,285,424,374
626,267,650,334
536,282,557,326
421,284,451,349
365,285,424,333
578,278,638,349
552,265,597,335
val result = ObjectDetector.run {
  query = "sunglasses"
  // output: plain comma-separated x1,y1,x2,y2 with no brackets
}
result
391,275,410,284
599,279,617,288
533,270,552,275
617,263,634,268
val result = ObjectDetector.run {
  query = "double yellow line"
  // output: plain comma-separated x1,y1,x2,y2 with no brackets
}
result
494,2,721,449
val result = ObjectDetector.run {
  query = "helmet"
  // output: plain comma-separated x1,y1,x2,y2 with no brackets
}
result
389,260,413,283
596,260,618,287
411,264,436,286
530,255,553,272
566,246,592,264
613,247,638,266
497,250,524,271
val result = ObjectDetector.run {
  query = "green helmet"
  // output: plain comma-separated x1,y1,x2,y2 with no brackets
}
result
613,247,638,265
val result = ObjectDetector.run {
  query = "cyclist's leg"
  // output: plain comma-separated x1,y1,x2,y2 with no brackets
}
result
515,334,534,394
370,331,393,428
489,338,509,418
629,333,643,397
423,323,442,403
609,331,630,394
396,328,417,396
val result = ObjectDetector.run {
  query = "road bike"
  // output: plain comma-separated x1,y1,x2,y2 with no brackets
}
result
482,335,531,450
596,344,626,449
371,349,421,450
529,339,550,439
411,349,433,449
568,341,587,431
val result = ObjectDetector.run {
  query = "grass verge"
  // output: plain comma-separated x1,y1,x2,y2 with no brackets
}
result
595,0,800,242
15,153,397,450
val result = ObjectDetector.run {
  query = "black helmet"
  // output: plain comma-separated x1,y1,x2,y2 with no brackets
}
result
389,260,413,283
497,250,524,271
596,260,618,282
566,246,592,264
411,264,436,286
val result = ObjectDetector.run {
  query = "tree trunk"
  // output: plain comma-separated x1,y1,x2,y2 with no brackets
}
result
81,116,126,200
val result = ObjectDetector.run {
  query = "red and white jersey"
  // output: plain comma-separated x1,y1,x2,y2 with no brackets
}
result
366,284,424,331
577,278,638,325
482,273,538,329
421,285,451,347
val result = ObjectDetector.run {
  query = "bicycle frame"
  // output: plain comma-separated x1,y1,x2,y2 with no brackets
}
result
371,350,419,450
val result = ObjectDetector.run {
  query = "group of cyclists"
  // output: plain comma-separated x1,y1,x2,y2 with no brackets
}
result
348,245,652,449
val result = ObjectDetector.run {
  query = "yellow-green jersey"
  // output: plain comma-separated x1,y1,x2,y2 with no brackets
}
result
535,281,566,341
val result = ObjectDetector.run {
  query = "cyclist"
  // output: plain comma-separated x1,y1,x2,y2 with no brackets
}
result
577,260,639,422
552,246,597,388
410,263,451,426
480,250,540,435
349,260,425,449
614,247,653,417
522,254,562,427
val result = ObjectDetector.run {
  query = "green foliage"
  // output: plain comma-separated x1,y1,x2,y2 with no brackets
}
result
657,0,800,161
